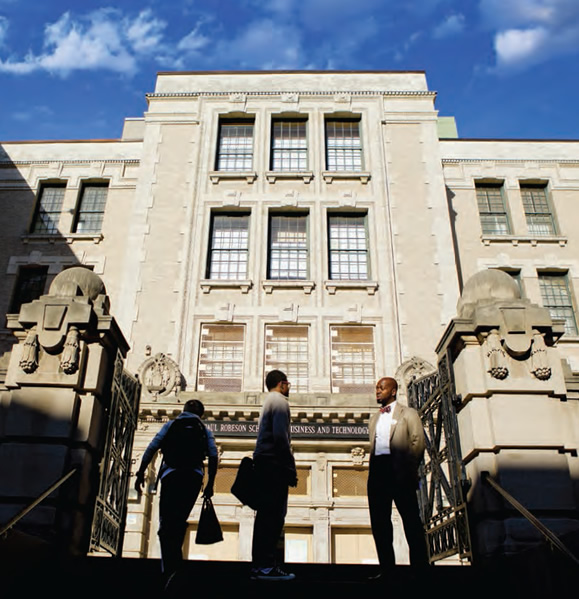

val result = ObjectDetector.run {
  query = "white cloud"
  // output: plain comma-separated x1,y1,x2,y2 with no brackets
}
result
494,27,548,67
177,21,210,53
125,9,166,54
433,13,465,39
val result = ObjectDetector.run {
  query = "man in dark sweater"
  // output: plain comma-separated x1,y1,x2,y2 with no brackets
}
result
250,369,297,581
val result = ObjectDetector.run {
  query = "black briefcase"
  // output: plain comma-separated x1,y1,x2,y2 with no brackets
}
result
230,456,259,510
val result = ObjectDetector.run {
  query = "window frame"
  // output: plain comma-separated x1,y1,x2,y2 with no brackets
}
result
206,212,251,281
267,212,309,281
325,117,363,172
329,325,376,394
215,118,255,172
537,271,578,336
520,182,557,236
30,182,66,235
264,324,309,393
10,265,49,313
327,212,370,281
270,117,308,172
475,182,511,236
72,181,109,234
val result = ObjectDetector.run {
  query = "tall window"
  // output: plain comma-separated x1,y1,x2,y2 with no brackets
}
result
268,214,308,280
197,324,245,391
207,214,249,280
328,214,369,280
330,326,375,393
10,266,48,313
520,184,556,235
31,183,65,234
325,119,362,172
271,119,307,171
216,120,254,171
265,325,309,393
538,273,578,336
73,183,109,233
476,183,510,235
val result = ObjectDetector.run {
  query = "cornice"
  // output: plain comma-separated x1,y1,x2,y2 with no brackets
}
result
146,90,436,99
442,158,579,165
0,159,140,167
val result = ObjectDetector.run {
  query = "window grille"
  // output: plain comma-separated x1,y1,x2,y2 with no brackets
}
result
332,467,367,497
289,467,311,496
197,324,245,391
74,184,108,233
520,184,556,235
213,467,239,495
271,120,307,171
538,273,578,336
326,120,362,172
265,325,309,393
10,266,48,313
216,121,254,171
207,214,249,279
476,184,510,235
31,184,65,234
328,214,369,280
268,214,308,280
330,326,375,393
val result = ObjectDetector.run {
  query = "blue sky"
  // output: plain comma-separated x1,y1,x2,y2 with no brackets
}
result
1,0,579,141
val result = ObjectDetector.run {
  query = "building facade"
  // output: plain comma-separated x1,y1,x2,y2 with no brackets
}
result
1,71,578,564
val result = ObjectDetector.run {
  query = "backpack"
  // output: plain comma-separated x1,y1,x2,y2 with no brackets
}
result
160,416,208,469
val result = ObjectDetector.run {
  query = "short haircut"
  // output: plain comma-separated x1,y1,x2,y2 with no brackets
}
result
265,369,287,391
183,399,204,416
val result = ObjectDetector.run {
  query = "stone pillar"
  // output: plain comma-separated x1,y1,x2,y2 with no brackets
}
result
0,267,130,556
438,269,579,560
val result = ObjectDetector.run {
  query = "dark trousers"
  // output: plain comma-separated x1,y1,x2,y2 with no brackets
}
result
158,469,203,575
251,459,289,568
367,454,428,569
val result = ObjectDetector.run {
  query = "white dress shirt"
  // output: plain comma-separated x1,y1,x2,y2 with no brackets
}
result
374,402,396,456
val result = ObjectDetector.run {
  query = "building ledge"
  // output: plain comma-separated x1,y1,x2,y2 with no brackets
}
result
481,234,568,247
200,279,253,294
21,233,104,244
322,171,371,184
209,171,257,184
265,171,314,183
262,280,315,294
324,280,378,295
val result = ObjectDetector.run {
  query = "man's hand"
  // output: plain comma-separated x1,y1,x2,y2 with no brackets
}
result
288,471,298,488
134,470,145,493
202,482,214,499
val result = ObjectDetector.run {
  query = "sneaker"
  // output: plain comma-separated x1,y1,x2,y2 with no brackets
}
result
250,566,296,581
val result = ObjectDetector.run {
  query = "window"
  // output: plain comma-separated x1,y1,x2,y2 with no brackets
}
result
268,214,308,280
538,273,578,336
332,467,367,497
207,214,249,280
325,119,362,172
73,183,109,233
216,120,254,171
265,325,309,393
330,326,375,393
520,184,556,235
197,324,245,391
476,183,510,235
31,184,65,234
10,266,48,313
271,119,307,171
328,214,369,280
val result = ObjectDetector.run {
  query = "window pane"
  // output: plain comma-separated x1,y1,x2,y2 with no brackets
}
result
10,266,48,313
539,274,578,336
329,215,368,280
271,120,307,171
265,325,309,393
330,326,375,393
269,215,308,280
208,214,249,279
198,324,245,391
217,122,254,171
326,120,362,172
476,185,510,235
32,185,65,234
75,185,108,233
521,185,555,235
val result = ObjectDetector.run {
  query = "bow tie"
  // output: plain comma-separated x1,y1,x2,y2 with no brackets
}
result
380,405,392,414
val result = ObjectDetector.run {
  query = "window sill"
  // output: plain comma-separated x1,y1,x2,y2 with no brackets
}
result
209,171,257,184
555,335,579,344
322,171,371,184
324,280,378,295
265,171,313,184
481,235,567,247
21,233,104,244
200,280,253,294
262,280,315,294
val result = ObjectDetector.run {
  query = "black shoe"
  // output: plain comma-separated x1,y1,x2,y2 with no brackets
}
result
250,566,296,581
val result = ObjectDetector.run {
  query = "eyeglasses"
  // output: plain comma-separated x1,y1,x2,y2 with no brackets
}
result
282,381,292,387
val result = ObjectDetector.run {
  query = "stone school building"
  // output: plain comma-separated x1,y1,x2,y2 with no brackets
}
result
1,70,578,564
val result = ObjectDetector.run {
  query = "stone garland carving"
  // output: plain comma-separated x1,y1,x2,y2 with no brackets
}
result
351,447,365,465
19,328,39,373
486,329,509,380
139,353,182,400
60,326,80,374
530,330,551,380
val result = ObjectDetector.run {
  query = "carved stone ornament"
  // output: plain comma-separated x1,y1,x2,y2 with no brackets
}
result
19,328,39,373
530,330,551,380
486,329,509,380
351,447,365,465
60,326,80,374
138,353,182,400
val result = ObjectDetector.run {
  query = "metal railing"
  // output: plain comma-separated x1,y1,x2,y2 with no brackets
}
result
482,471,579,568
0,467,78,539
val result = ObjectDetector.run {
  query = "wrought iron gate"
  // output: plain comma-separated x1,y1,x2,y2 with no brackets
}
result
90,351,141,555
408,351,472,563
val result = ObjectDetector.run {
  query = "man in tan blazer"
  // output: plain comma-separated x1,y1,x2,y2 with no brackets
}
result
367,376,428,576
